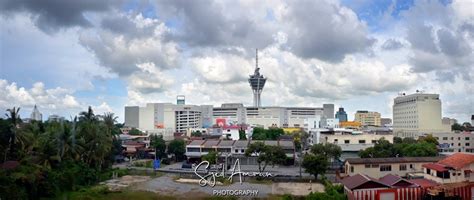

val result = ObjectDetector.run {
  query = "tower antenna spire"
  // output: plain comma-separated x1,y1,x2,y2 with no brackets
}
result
256,48,258,70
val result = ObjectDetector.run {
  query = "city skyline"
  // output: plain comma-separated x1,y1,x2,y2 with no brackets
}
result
1,0,473,123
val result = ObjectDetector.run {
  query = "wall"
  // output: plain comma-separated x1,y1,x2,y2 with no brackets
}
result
346,162,431,178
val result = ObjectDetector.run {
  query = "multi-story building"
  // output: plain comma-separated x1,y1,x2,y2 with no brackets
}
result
124,103,211,135
126,102,331,135
344,157,442,178
30,105,42,121
323,104,335,119
422,153,474,184
442,117,457,132
335,107,348,122
393,92,444,138
320,130,393,159
354,110,381,126
47,114,65,122
185,139,295,165
432,132,474,153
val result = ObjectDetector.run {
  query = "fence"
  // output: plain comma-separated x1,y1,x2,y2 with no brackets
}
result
347,183,474,200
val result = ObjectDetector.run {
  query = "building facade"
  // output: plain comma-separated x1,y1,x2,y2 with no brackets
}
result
30,105,42,121
422,153,474,184
354,110,381,126
335,107,348,122
432,132,474,153
344,157,442,178
393,92,444,138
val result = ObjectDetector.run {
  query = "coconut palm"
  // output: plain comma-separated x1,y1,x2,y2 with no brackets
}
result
4,107,21,161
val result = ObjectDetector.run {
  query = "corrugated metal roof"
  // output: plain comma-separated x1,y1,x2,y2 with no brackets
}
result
345,157,442,165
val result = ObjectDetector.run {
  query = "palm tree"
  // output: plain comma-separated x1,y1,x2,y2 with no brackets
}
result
101,112,118,138
4,107,21,161
79,106,96,122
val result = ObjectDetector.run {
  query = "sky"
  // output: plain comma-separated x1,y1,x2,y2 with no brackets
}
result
0,0,473,123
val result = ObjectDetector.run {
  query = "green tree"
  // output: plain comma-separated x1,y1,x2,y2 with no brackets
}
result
191,130,202,137
251,127,267,140
452,123,463,131
419,134,438,145
202,151,218,164
266,128,284,140
302,154,328,180
393,137,403,144
4,107,21,161
401,142,437,157
239,130,247,140
311,143,342,160
245,142,286,173
168,139,186,161
128,128,143,135
150,135,166,159
359,138,394,158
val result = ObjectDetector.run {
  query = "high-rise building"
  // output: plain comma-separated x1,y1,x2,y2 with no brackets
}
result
335,107,348,122
471,115,474,126
248,49,266,107
393,92,444,138
354,111,381,126
323,104,334,119
177,95,185,105
30,105,42,121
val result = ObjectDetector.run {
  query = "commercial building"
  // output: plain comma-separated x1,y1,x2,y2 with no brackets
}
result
344,157,442,178
319,129,393,159
125,102,331,137
335,107,348,122
323,104,335,119
354,110,381,126
124,103,212,137
393,92,444,138
442,117,457,132
47,114,65,122
185,139,295,165
422,152,474,184
30,105,42,121
432,132,474,154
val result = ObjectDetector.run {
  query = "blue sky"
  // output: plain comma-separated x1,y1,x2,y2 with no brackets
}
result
0,0,472,123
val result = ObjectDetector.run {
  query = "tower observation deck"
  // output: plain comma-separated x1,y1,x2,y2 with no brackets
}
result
248,49,266,107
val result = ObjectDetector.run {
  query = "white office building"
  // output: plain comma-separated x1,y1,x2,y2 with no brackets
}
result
30,105,42,121
393,92,444,138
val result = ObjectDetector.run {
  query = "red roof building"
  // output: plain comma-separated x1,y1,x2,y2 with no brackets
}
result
422,152,474,184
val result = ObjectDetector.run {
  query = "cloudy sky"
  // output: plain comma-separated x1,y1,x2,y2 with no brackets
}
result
0,0,473,123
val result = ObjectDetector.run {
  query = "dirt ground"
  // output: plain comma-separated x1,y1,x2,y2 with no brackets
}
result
272,182,325,196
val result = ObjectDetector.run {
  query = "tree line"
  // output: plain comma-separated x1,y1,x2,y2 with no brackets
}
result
358,135,438,158
0,106,122,199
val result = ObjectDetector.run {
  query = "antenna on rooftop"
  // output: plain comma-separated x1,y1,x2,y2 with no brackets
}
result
256,48,258,70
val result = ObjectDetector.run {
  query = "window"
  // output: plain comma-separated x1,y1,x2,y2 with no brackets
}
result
466,171,470,178
241,149,244,153
235,149,239,153
410,164,413,169
365,164,371,168
371,164,379,168
466,143,470,146
372,140,377,144
380,165,392,171
344,140,350,144
466,137,470,140
359,140,366,144
427,169,431,175
400,164,407,171
458,137,461,140
458,143,461,146
334,139,338,143
443,137,448,140
350,166,354,173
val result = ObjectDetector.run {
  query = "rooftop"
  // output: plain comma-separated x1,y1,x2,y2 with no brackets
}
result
437,152,474,170
345,156,443,165
340,174,389,190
